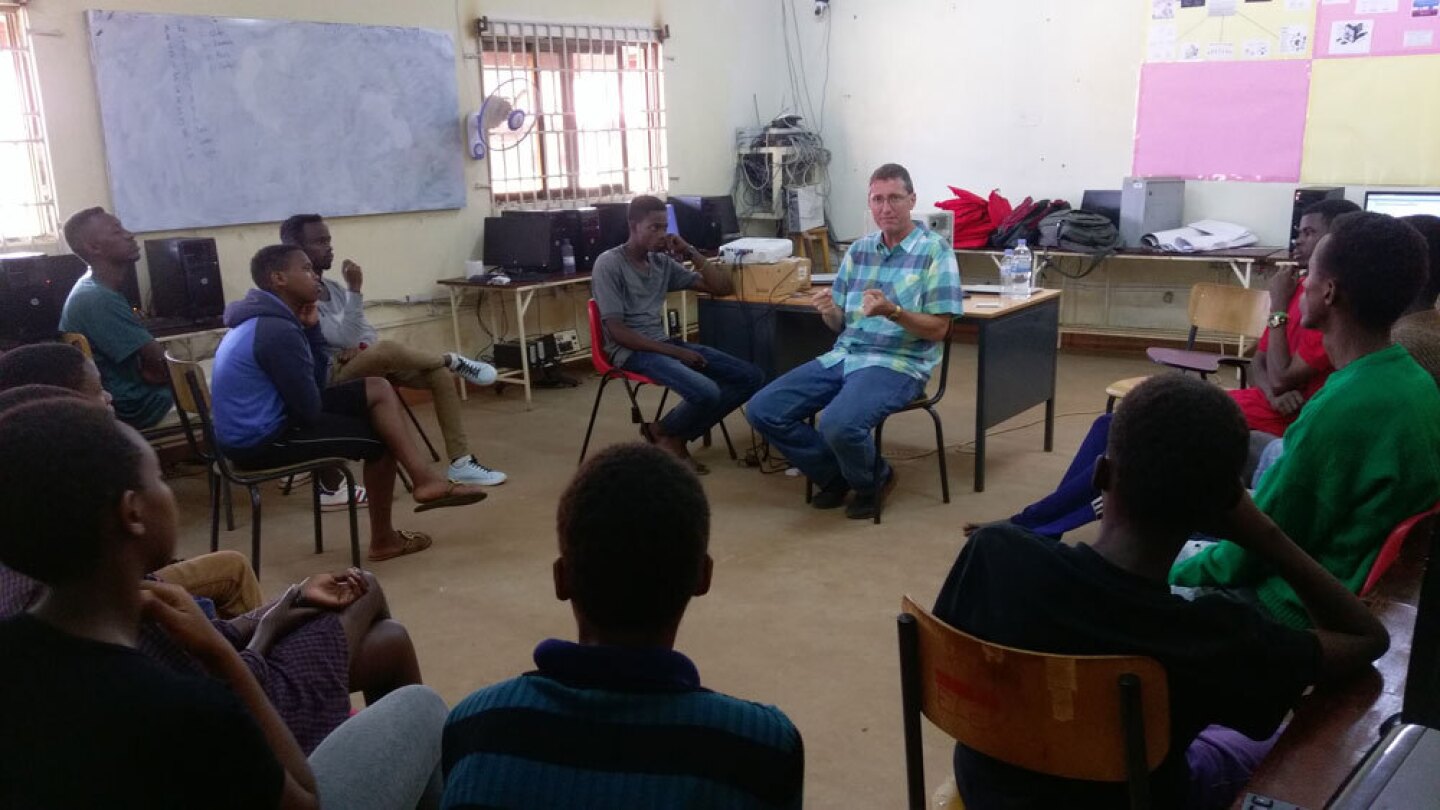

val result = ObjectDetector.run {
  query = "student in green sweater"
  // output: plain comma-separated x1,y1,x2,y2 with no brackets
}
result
1171,212,1440,629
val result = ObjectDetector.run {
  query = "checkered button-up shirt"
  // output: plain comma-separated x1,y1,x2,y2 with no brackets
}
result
818,226,964,380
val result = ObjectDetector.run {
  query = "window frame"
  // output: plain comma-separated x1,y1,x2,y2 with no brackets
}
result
0,2,59,247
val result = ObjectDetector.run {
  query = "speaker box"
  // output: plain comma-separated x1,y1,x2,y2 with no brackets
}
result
0,252,88,344
144,238,224,321
1291,187,1346,251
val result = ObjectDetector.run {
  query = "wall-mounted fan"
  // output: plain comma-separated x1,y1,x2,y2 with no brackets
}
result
467,79,537,160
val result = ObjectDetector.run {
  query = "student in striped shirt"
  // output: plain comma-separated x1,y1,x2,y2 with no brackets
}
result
749,163,964,519
441,443,804,810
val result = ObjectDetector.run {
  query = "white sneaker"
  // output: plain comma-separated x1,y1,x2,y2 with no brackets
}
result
318,484,368,512
447,353,498,386
448,456,507,486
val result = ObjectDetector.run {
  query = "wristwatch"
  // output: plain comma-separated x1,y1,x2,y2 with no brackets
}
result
1267,311,1289,329
887,303,904,322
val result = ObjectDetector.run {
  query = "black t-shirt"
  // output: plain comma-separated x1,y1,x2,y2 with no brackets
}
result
0,614,284,809
932,525,1321,810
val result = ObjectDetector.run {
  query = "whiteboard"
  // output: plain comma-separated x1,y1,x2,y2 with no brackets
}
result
87,10,466,233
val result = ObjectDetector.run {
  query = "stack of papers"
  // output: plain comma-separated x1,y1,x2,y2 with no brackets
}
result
1142,219,1258,252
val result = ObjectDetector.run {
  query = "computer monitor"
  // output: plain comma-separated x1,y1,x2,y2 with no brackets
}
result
1365,191,1440,218
666,203,679,236
482,216,553,271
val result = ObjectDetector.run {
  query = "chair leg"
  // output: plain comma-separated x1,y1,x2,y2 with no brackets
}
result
653,386,670,424
248,485,263,575
874,420,887,525
897,614,927,810
398,465,413,493
223,476,235,531
208,469,221,553
579,375,614,464
1106,396,1117,414
401,396,441,462
312,476,324,555
930,407,950,505
281,474,295,496
718,420,738,460
343,469,361,568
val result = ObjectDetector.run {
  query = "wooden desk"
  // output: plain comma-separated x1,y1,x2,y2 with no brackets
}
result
1235,544,1427,809
696,289,1060,492
955,246,1296,289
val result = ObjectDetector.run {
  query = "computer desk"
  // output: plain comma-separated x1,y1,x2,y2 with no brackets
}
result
696,288,1061,492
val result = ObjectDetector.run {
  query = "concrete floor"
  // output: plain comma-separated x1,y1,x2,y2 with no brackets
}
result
165,346,1155,808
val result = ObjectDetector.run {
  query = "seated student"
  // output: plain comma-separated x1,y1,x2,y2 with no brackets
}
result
934,374,1388,810
0,343,262,616
748,163,963,518
57,207,175,429
442,443,804,809
281,214,507,489
967,199,1365,540
1171,212,1440,628
211,245,488,562
0,395,448,810
1393,214,1440,387
591,196,764,474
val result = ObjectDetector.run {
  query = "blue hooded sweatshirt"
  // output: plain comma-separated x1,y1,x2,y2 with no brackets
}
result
211,289,330,451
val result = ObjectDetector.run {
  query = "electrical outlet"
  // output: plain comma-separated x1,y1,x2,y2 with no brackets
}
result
553,329,579,354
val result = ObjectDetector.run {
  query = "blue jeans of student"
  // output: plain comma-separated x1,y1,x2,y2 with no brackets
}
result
621,341,765,442
747,360,923,495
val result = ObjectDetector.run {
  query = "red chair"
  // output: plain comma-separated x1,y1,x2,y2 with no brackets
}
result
1361,501,1440,596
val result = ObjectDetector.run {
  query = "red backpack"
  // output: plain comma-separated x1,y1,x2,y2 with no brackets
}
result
935,187,1012,249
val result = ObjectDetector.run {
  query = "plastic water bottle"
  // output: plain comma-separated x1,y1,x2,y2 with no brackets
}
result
1008,239,1034,301
1000,249,1018,301
561,238,576,275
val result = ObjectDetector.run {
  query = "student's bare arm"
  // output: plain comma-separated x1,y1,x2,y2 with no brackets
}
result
137,341,170,385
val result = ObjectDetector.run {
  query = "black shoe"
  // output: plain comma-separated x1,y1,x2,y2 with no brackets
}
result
810,478,850,509
847,469,898,520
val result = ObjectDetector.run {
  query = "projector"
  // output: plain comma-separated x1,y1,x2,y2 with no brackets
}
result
719,237,794,265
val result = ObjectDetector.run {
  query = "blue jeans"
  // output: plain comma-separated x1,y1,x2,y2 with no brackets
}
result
747,360,923,494
622,341,765,442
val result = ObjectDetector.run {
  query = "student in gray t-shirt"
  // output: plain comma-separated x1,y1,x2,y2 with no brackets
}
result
591,196,764,474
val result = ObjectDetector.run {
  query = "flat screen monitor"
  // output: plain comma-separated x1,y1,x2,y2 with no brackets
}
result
482,216,552,270
1365,191,1440,218
666,203,678,236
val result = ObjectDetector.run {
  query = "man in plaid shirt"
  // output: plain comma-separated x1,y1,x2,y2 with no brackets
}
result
749,164,964,520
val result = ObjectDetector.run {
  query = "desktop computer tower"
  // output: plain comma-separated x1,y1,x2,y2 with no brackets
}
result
557,207,603,272
0,252,88,344
594,202,629,253
669,195,740,252
1119,177,1184,247
499,209,569,273
1290,187,1346,250
144,238,224,321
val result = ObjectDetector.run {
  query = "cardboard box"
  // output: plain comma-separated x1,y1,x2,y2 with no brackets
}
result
725,257,811,302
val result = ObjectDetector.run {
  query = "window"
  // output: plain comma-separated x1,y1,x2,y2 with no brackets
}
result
0,4,57,246
478,20,667,208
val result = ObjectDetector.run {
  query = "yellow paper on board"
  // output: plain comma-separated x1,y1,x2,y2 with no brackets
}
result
1301,54,1440,186
1144,0,1315,63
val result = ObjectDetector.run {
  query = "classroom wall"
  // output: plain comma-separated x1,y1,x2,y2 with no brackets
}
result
25,0,788,353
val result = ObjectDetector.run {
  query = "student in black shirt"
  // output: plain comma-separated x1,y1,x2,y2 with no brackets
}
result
933,373,1389,810
0,395,319,809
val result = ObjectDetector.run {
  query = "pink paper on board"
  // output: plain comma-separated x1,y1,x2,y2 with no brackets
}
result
1132,60,1311,182
1315,0,1440,59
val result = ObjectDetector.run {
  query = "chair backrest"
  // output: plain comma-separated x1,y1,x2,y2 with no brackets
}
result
1187,282,1271,343
923,321,957,405
163,352,216,461
1362,501,1440,596
898,596,1170,802
586,299,615,375
60,332,93,359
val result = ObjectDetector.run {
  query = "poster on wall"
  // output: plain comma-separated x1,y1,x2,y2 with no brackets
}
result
1301,54,1440,184
1314,0,1440,55
1133,60,1311,181
1145,0,1316,60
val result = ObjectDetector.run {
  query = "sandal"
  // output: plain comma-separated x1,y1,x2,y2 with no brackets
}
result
367,530,433,562
413,482,487,513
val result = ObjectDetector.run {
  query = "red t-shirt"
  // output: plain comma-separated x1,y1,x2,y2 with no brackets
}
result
1229,282,1333,435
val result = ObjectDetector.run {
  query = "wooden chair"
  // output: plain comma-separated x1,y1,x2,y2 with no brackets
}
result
578,299,736,464
897,596,1171,810
789,226,833,276
803,325,955,524
164,352,360,574
1106,282,1271,412
65,330,190,446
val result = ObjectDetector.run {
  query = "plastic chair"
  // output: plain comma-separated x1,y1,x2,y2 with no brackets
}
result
897,596,1170,810
165,352,360,574
1106,282,1271,412
1361,501,1440,596
578,299,736,464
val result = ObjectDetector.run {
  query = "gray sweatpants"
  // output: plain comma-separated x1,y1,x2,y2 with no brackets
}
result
309,684,447,810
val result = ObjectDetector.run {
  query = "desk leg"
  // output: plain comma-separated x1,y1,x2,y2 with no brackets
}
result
515,287,535,409
974,322,988,494
448,287,469,402
1044,397,1055,452
680,290,690,338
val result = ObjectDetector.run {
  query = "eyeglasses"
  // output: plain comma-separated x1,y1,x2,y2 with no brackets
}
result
868,193,913,210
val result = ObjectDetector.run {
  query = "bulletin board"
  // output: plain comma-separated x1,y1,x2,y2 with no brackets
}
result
1134,0,1440,185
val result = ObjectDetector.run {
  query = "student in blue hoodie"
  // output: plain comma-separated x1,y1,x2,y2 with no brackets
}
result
211,245,487,561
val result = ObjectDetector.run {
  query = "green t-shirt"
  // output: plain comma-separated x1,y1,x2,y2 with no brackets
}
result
58,273,173,429
1171,343,1440,629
